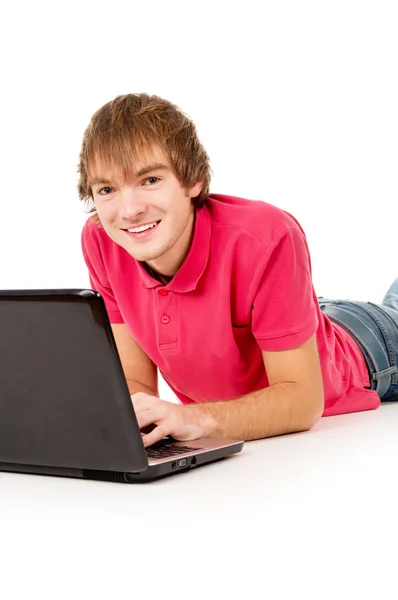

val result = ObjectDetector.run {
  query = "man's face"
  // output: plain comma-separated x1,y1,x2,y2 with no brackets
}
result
90,149,202,273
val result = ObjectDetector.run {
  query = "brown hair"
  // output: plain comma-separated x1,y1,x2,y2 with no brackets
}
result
77,93,212,215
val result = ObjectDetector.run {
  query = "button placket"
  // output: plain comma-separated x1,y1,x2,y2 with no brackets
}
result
156,288,178,350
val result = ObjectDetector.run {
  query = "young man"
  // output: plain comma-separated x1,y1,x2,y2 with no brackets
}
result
78,93,398,448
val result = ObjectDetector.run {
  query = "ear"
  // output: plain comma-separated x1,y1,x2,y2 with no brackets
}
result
189,180,204,198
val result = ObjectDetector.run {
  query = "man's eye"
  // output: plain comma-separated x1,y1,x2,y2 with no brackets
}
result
144,177,160,185
97,186,113,195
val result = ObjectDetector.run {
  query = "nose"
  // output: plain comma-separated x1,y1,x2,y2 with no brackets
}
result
118,186,147,221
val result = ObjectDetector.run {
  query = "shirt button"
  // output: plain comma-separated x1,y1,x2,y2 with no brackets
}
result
158,289,168,296
161,315,170,324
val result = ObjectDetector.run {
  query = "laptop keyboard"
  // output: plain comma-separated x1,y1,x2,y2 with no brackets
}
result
146,440,201,459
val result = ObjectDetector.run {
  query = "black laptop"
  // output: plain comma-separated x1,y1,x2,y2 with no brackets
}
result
0,289,243,482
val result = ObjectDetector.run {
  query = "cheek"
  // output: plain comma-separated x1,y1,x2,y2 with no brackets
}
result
95,204,116,223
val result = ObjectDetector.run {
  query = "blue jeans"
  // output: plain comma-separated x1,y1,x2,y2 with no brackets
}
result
318,278,398,401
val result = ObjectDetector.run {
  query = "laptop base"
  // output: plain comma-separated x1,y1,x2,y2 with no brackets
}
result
0,441,244,482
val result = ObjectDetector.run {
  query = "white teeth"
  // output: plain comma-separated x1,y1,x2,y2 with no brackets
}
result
127,222,158,233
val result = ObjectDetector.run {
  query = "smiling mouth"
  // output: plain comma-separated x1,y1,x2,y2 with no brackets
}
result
123,220,161,237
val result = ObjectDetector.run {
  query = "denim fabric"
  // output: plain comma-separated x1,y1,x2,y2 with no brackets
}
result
318,278,398,401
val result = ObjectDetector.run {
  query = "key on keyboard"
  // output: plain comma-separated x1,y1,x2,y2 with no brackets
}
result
146,440,201,459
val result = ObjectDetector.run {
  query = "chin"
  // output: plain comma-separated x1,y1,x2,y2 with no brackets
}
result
123,245,161,263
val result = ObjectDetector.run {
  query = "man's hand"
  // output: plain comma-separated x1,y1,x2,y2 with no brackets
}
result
131,393,209,447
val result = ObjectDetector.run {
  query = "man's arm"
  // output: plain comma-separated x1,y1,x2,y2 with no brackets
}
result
111,324,158,397
133,334,324,446
194,334,324,440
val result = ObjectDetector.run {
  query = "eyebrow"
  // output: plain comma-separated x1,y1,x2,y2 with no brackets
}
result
89,163,170,188
135,162,170,178
89,177,113,187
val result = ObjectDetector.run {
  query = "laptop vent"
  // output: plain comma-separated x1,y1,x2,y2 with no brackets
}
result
82,469,126,483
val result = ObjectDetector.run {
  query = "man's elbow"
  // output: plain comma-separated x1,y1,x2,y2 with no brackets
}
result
301,390,324,431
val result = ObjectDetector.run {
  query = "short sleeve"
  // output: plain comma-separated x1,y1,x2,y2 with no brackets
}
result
251,225,318,351
81,222,124,324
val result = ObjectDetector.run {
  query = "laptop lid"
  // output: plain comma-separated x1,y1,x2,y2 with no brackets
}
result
0,289,149,473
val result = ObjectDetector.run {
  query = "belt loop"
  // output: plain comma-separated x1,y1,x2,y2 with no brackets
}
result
372,366,398,381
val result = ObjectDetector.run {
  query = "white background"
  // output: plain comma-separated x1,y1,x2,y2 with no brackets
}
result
1,0,396,298
0,1,398,598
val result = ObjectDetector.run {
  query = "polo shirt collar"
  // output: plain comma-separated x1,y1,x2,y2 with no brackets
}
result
136,202,211,292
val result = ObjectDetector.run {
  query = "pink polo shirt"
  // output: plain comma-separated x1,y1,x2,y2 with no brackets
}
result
81,193,380,417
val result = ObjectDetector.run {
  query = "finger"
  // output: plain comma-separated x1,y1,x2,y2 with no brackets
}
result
136,408,160,431
130,393,146,411
131,393,157,412
142,425,169,448
130,392,148,402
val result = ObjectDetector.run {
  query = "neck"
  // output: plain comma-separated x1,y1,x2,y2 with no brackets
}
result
147,265,173,286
